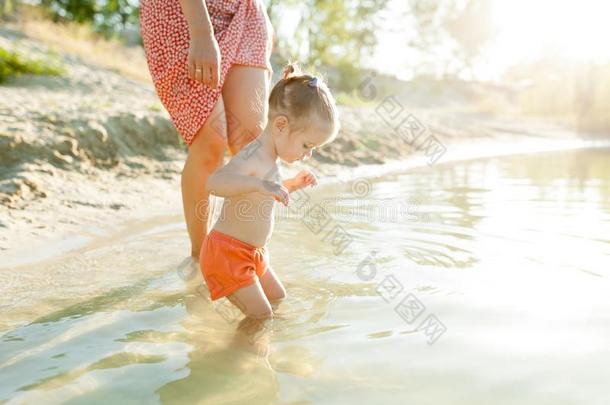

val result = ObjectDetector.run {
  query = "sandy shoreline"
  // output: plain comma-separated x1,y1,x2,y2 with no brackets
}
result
1,25,606,269
4,135,609,270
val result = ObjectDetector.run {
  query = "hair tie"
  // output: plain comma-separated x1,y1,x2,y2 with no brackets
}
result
308,76,319,88
282,64,295,80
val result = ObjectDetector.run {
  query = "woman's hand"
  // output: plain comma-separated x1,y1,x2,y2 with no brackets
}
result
260,180,290,206
285,169,318,192
187,30,221,89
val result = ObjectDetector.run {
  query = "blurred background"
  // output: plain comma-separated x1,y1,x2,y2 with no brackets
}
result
2,0,608,134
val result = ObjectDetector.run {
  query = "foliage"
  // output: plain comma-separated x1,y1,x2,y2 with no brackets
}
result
1,0,19,19
266,0,390,91
38,0,139,39
15,5,150,82
0,46,64,83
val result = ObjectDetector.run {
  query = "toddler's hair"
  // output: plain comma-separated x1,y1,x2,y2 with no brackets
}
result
268,62,340,143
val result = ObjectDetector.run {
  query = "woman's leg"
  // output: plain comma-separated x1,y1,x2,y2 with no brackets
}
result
181,95,227,258
181,64,268,258
221,65,270,155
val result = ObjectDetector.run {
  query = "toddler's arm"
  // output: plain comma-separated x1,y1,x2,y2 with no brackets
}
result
206,159,263,197
206,157,290,205
283,169,318,192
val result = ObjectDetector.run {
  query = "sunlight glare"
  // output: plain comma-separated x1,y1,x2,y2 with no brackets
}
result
491,0,610,63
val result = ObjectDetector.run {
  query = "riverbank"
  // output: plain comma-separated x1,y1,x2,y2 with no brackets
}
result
1,23,606,268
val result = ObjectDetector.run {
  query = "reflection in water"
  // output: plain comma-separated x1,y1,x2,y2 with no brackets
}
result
1,148,609,404
156,292,280,404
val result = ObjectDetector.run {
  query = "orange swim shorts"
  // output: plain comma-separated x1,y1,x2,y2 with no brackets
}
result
199,229,269,301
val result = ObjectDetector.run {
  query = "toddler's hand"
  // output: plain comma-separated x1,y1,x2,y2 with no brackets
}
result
290,169,318,191
260,180,290,206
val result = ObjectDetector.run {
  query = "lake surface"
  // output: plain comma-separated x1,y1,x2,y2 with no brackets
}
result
1,148,609,404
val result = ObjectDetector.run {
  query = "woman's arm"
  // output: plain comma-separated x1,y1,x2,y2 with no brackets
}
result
178,0,220,88
178,0,213,37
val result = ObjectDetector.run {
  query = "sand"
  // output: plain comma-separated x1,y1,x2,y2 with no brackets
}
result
0,24,600,268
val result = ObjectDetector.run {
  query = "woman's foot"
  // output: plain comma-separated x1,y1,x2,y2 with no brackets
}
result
176,256,200,284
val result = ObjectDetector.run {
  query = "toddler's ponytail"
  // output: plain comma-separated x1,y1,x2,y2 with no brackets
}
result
282,62,302,80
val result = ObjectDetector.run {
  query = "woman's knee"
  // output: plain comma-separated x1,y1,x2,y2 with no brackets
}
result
185,95,227,169
187,132,226,172
186,128,226,172
222,66,269,155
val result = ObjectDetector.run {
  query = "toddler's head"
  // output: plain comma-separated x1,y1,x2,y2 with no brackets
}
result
267,63,340,163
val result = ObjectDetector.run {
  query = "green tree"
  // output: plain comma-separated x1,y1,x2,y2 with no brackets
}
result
96,0,140,37
38,0,139,38
267,0,390,90
40,0,96,23
1,0,19,20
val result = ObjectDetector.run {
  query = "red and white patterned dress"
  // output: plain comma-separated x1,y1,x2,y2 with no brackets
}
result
140,0,275,146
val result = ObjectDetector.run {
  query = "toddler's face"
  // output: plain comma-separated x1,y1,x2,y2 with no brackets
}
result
281,123,334,163
270,114,336,163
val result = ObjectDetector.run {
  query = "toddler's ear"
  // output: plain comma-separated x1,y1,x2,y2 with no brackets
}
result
274,115,289,133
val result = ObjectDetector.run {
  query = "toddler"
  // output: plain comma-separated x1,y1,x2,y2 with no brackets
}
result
200,63,340,319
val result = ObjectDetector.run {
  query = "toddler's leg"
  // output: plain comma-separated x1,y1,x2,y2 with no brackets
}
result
259,267,287,303
227,280,273,319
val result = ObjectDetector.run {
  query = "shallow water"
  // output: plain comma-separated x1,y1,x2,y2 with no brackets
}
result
1,148,609,404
